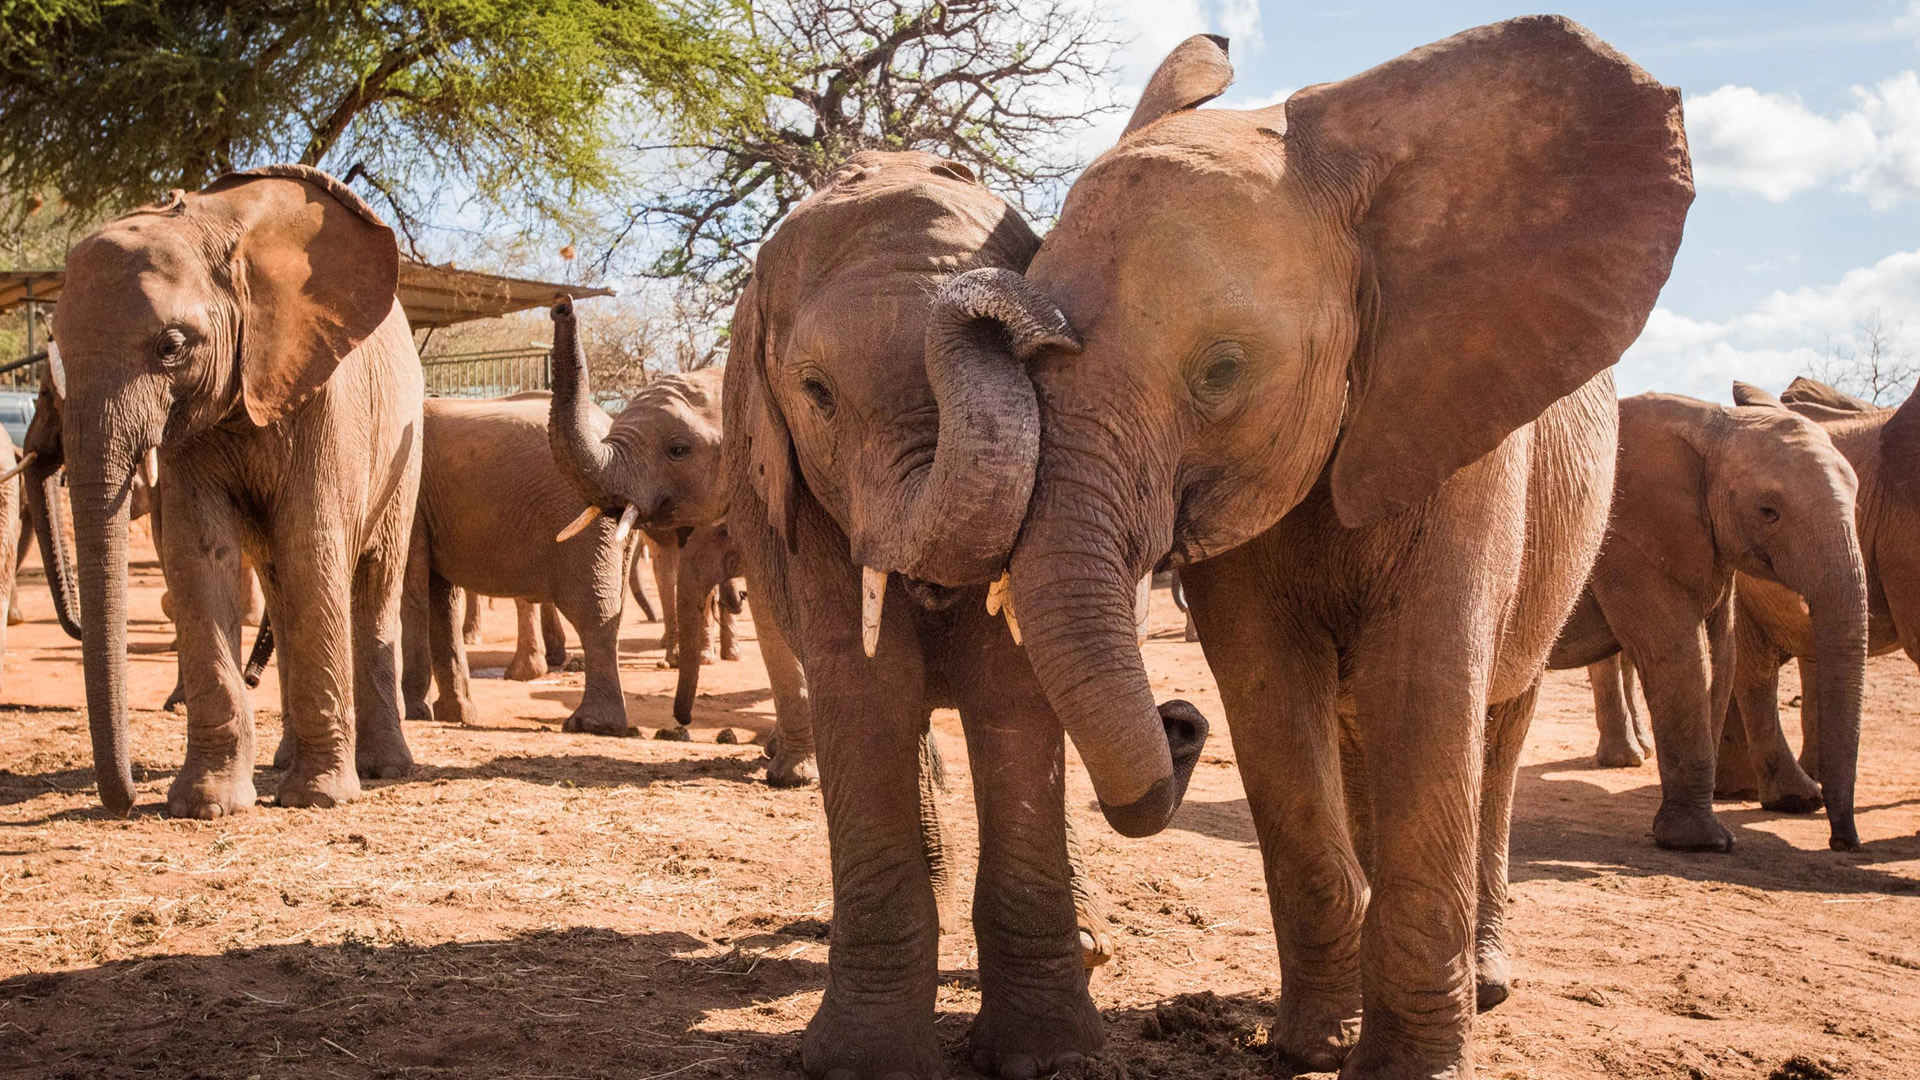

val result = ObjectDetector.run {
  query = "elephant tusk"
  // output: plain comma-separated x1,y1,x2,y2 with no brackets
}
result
862,565,887,658
46,339,65,399
555,505,602,542
0,451,36,484
141,447,159,490
986,572,1021,645
613,504,639,544
1134,573,1153,644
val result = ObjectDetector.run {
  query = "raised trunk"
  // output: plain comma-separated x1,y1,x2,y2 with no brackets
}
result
1807,564,1869,851
1008,526,1206,838
547,300,617,507
863,269,1055,585
25,457,81,640
71,472,135,815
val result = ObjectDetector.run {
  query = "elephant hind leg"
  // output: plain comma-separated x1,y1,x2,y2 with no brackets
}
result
427,569,479,729
919,732,958,935
541,603,569,670
1064,813,1113,969
756,613,815,787
1477,681,1542,1013
504,599,549,681
350,540,413,780
1591,653,1646,768
462,587,483,645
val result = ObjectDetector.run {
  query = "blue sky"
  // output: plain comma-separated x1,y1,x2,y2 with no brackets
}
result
1091,2,1920,401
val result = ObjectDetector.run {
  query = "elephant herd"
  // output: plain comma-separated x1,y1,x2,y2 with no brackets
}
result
14,14,1908,1080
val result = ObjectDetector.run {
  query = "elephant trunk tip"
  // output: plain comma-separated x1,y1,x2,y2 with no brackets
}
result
1095,700,1209,838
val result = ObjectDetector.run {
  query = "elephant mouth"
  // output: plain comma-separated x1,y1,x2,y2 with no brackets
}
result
898,576,961,611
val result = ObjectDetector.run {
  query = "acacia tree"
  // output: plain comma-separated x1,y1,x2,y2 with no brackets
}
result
621,0,1119,305
0,0,772,248
1806,311,1916,406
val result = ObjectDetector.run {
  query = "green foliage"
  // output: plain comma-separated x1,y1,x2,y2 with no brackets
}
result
0,0,777,242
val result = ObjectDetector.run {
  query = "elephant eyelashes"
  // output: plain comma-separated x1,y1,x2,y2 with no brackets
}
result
800,376,837,418
155,328,187,363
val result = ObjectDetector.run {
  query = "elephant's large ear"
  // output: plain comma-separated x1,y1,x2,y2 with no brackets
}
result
204,165,399,426
1288,17,1693,527
734,280,800,553
1880,388,1920,503
1781,376,1874,414
1123,35,1234,137
1732,382,1787,410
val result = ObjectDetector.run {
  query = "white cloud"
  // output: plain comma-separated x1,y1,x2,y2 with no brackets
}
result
1685,73,1920,207
1619,250,1920,400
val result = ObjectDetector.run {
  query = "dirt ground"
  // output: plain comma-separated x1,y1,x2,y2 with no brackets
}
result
1,529,1916,1080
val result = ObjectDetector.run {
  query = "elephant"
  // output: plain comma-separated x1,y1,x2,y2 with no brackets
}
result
1549,389,1868,852
658,522,746,738
42,164,423,817
399,392,634,734
930,21,1692,1077
0,427,22,682
1586,653,1653,767
643,525,738,670
723,150,1138,1078
1713,377,1920,808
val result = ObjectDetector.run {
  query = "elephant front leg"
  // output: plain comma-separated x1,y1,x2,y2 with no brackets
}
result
350,540,414,780
426,570,480,728
1476,682,1540,1013
1734,645,1822,812
948,613,1104,1077
157,491,257,819
755,611,816,786
560,588,630,737
272,545,362,809
799,652,944,1080
541,603,568,670
400,524,434,721
1063,814,1114,969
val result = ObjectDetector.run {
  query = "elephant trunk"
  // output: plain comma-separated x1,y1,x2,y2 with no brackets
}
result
24,455,81,641
70,467,135,815
547,299,618,507
1807,557,1869,851
862,268,1061,586
1007,526,1207,838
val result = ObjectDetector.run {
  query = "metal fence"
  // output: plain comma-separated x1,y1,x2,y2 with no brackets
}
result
419,347,551,399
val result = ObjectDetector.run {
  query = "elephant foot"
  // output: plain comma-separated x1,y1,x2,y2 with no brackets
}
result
1070,875,1114,971
1273,990,1362,1074
163,681,187,713
1653,802,1735,852
272,727,296,772
765,745,818,788
1340,1036,1469,1080
1183,614,1199,642
562,705,636,737
1594,737,1645,768
167,756,258,820
1798,749,1822,779
276,757,362,809
654,724,692,742
463,627,483,646
431,696,479,729
356,731,414,780
799,992,941,1080
504,651,548,681
660,644,680,669
1476,939,1512,1012
6,605,23,627
720,645,741,662
1760,787,1824,814
404,697,433,722
969,978,1103,1079
699,648,716,666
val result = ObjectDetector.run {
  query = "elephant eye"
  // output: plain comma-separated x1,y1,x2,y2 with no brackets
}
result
800,375,836,418
1190,342,1247,405
155,328,187,363
665,441,692,461
1757,503,1781,524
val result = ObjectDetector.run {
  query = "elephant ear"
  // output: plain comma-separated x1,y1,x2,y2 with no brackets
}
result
1287,16,1693,527
734,279,800,553
203,165,399,426
1880,388,1920,504
1123,35,1234,137
1781,376,1875,414
1732,382,1787,410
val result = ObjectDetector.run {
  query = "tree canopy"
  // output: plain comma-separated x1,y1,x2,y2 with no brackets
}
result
619,0,1117,304
0,0,775,244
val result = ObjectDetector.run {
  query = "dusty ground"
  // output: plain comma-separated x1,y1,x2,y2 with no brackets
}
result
1,530,1916,1080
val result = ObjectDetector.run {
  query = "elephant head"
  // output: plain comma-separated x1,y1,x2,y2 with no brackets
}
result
727,150,1051,589
932,19,1693,837
1722,384,1871,848
547,309,728,534
50,165,398,814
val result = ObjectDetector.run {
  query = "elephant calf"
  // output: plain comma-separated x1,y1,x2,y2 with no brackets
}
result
1552,387,1868,852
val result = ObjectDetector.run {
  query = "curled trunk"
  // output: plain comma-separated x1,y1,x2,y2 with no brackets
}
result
547,300,617,507
70,472,135,815
25,457,81,640
1807,563,1869,850
863,268,1061,585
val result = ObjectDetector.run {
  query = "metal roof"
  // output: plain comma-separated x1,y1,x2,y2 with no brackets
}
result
0,261,611,330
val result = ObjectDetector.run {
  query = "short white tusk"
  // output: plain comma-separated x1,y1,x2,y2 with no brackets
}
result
613,504,639,544
862,565,887,658
555,505,602,542
46,339,65,399
141,447,160,489
1134,573,1152,643
987,571,1021,645
0,451,36,484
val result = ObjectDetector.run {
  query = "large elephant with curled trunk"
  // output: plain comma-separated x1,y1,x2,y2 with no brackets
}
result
1550,388,1868,852
930,21,1691,1077
723,150,1140,1079
42,165,422,817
